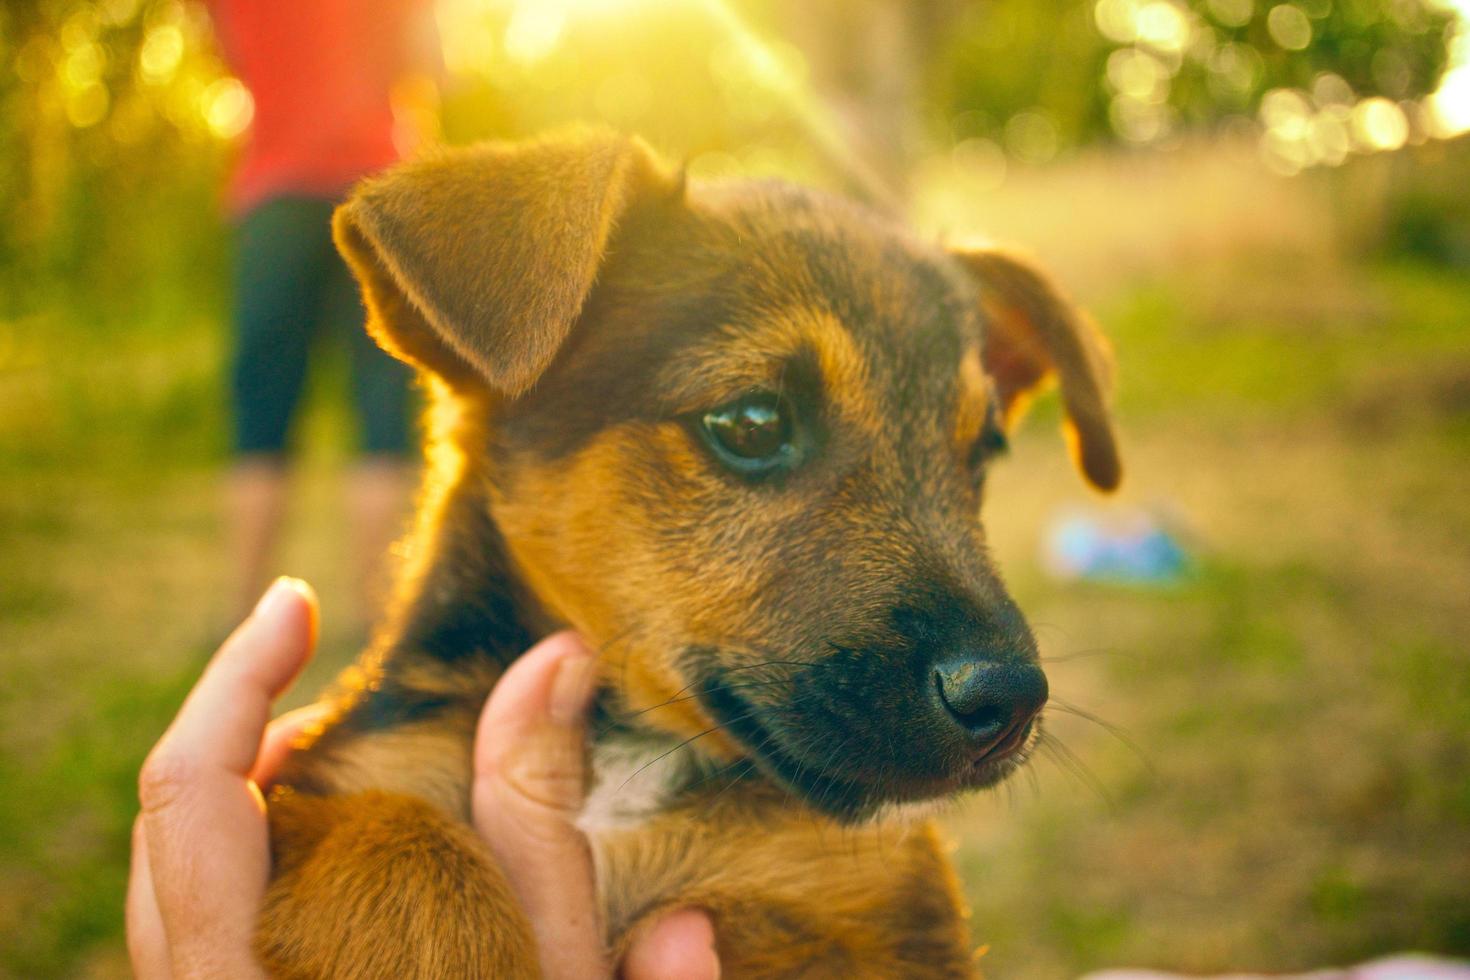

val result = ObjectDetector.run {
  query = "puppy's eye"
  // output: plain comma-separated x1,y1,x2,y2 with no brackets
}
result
700,391,795,473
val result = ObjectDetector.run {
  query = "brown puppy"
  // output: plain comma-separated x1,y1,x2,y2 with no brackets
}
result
256,129,1121,978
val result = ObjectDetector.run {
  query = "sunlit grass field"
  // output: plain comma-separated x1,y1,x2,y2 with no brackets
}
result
1,147,1467,977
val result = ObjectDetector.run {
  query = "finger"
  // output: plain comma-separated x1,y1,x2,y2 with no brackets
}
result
250,702,331,788
139,577,317,978
621,908,720,980
125,817,172,980
473,631,604,980
151,577,319,781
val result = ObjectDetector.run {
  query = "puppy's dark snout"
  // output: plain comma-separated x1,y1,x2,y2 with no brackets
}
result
933,658,1048,757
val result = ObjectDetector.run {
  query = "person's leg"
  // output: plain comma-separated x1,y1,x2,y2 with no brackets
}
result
228,198,334,620
226,457,290,622
322,248,417,628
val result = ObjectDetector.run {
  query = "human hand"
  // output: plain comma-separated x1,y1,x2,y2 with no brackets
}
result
127,576,322,979
126,577,719,979
473,630,721,980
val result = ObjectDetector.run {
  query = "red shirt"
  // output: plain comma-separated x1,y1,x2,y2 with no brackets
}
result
209,0,437,213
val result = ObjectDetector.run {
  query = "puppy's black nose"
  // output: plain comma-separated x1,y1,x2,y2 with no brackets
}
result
933,658,1048,755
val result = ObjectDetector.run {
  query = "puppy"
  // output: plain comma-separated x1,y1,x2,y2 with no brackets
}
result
257,129,1121,978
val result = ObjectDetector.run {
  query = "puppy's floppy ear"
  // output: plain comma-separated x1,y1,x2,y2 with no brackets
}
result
333,130,677,396
952,247,1122,492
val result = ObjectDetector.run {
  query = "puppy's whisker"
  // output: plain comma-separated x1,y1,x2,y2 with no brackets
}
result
1023,758,1042,802
598,678,794,734
1028,622,1072,643
1038,646,1127,664
808,730,861,825
615,691,827,794
1035,731,1114,809
594,649,831,737
694,718,801,806
1046,698,1155,775
725,657,832,672
615,726,728,794
677,690,831,802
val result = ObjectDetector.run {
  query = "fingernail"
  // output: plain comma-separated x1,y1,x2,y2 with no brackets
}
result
254,576,314,621
548,645,598,726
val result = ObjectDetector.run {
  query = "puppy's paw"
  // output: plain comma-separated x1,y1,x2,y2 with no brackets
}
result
257,789,539,979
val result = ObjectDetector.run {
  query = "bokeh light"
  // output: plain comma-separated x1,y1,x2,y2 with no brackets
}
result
1206,0,1253,28
139,24,184,85
1266,4,1312,51
202,76,252,140
1096,0,1196,52
1005,109,1061,164
503,3,565,66
1427,0,1470,135
1352,95,1411,149
1429,65,1470,133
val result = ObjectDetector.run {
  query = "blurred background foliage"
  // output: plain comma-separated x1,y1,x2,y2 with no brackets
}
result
1,0,1467,324
1,1,1468,977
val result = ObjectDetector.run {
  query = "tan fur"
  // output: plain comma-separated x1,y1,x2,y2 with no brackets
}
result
260,790,539,978
598,800,975,978
310,717,476,818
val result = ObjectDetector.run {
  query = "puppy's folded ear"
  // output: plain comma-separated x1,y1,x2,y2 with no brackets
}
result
333,130,677,396
952,247,1122,492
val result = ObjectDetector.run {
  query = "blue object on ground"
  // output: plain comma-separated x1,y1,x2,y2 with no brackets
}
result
1043,509,1189,585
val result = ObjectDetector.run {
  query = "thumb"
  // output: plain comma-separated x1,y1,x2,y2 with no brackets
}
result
473,632,607,979
622,908,721,980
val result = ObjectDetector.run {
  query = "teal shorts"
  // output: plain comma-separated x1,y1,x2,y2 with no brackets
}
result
230,195,413,457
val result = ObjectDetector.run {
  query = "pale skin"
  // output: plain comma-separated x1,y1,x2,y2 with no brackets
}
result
127,577,720,979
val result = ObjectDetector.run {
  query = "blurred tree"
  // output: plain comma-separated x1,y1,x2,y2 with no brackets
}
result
773,0,1458,190
931,0,1457,169
1,0,233,324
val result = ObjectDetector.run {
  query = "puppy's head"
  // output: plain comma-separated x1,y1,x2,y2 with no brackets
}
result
337,130,1121,821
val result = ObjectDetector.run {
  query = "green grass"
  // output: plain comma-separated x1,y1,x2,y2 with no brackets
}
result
1,193,1468,976
0,309,369,976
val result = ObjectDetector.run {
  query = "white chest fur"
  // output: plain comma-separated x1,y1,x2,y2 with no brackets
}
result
576,731,699,840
